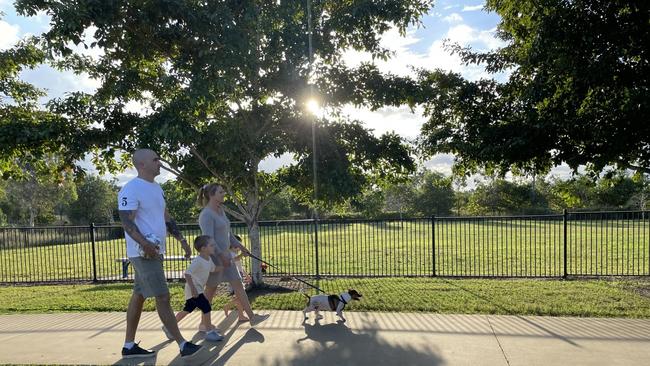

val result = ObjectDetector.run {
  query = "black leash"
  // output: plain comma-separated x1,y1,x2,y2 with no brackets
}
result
246,252,326,294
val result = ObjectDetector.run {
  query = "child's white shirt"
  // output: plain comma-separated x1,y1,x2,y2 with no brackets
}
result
184,256,216,300
230,251,245,276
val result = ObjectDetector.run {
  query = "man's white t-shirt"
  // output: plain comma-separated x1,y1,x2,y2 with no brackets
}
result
184,256,216,300
118,177,167,258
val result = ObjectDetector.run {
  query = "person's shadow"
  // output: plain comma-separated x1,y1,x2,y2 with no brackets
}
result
157,312,265,366
264,318,444,366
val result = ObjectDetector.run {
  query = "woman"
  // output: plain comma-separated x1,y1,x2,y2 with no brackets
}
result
197,183,267,328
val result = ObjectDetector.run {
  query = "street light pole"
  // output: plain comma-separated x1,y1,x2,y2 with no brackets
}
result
307,0,317,218
307,0,320,280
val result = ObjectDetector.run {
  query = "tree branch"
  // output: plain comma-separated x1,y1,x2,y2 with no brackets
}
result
159,164,198,190
224,206,246,222
190,147,224,181
189,148,254,219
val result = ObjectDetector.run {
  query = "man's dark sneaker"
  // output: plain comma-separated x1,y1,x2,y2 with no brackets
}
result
180,342,202,358
121,342,155,358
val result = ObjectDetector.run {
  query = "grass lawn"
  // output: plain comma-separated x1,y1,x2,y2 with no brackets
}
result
1,278,649,318
1,219,649,282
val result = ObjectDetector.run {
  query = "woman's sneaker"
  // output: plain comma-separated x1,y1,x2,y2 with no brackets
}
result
205,329,224,342
250,313,270,325
121,342,155,358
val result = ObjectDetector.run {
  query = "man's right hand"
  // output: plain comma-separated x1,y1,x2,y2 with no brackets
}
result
141,241,160,258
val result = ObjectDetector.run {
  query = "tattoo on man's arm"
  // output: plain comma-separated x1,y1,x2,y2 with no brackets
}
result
165,218,183,240
119,210,146,244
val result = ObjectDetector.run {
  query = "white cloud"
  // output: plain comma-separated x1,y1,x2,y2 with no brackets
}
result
547,164,586,181
259,152,294,173
0,20,19,50
424,153,455,175
342,27,421,77
19,65,101,103
342,21,505,82
443,13,463,23
462,4,484,12
339,20,511,178
342,105,426,139
447,25,505,50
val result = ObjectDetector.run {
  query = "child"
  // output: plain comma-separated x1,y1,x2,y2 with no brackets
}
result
232,240,252,287
223,236,252,320
163,235,224,342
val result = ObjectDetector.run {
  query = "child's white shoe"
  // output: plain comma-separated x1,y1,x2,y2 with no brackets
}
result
205,330,224,341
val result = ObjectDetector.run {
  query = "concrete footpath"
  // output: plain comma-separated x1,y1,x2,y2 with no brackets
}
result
0,311,649,365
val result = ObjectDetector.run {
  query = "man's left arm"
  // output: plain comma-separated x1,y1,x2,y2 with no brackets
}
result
165,209,191,258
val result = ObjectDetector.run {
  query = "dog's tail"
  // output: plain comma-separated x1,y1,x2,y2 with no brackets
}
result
299,288,310,299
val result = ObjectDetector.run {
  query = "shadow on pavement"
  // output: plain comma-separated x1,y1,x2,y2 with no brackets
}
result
265,318,444,366
441,279,581,346
157,311,266,366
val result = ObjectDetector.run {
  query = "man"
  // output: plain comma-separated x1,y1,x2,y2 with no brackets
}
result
118,149,203,359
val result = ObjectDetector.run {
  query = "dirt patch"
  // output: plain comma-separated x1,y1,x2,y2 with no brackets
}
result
632,282,650,299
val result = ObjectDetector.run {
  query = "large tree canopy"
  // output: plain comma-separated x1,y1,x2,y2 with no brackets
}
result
418,0,649,176
1,0,431,283
3,0,427,192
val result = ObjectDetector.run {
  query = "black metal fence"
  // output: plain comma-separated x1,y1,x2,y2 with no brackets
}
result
0,210,648,284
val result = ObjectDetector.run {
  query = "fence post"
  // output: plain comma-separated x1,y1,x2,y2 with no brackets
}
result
313,218,320,279
432,216,436,277
90,223,98,283
563,209,568,279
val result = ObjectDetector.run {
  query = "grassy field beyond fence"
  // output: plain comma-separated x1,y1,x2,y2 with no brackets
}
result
1,216,648,283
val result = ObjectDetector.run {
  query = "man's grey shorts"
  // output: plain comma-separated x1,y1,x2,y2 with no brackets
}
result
130,256,169,298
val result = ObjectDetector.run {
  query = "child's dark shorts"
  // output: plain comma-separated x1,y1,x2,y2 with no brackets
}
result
182,293,212,314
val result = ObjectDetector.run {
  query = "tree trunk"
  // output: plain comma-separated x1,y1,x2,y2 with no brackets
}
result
241,187,265,287
28,204,35,227
247,219,264,286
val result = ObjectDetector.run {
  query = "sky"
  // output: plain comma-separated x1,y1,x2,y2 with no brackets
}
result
0,0,576,186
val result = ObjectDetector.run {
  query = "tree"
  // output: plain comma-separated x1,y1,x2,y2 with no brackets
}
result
466,178,550,215
349,187,385,219
4,1,428,284
594,171,642,209
161,180,199,223
411,171,454,216
418,0,649,177
384,181,416,218
260,187,309,220
0,182,7,225
68,175,117,224
548,176,597,210
627,173,650,211
0,170,76,226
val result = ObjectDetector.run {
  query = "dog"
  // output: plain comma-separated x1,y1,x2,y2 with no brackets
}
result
302,289,362,323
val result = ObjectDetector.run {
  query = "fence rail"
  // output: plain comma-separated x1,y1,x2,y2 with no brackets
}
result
0,211,648,284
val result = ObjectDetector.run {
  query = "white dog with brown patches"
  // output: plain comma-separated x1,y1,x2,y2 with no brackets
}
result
302,289,362,323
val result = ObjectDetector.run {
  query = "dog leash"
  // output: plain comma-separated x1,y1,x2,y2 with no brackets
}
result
245,252,327,294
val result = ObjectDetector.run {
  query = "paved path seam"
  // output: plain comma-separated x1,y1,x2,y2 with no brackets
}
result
487,315,511,366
